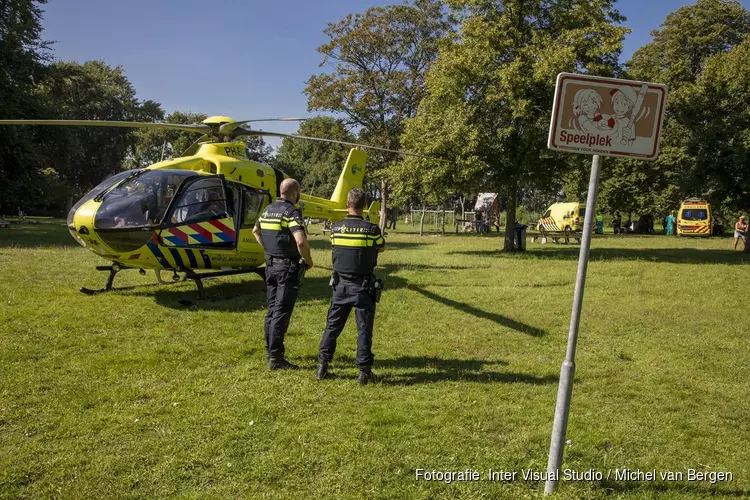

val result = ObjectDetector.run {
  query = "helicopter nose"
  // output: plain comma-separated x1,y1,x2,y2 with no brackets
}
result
69,227,87,247
69,200,99,247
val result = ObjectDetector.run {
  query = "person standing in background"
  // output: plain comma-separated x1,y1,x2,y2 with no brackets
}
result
316,189,386,384
665,212,676,236
734,215,747,250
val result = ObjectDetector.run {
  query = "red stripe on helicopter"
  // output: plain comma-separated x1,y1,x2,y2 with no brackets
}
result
128,253,141,260
208,219,236,240
189,223,214,242
167,227,190,243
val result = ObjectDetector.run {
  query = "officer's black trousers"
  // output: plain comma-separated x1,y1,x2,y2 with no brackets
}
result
264,261,300,360
319,280,375,367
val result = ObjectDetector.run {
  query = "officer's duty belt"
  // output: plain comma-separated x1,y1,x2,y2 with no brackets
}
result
266,256,298,266
338,273,372,286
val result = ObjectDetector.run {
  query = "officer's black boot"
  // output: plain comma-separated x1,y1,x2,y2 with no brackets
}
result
315,361,329,380
357,367,380,385
268,358,299,370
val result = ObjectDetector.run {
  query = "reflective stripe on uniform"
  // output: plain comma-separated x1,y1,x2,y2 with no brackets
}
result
332,237,369,247
257,200,305,259
332,233,383,247
330,214,383,275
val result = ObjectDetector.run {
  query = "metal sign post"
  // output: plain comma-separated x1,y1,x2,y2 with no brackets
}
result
544,154,601,494
543,73,667,494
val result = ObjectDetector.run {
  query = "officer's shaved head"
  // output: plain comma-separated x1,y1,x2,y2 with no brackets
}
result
347,188,367,210
280,178,300,199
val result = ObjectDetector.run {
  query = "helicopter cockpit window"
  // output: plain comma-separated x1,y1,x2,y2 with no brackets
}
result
95,170,197,229
170,178,229,225
68,169,142,228
242,188,267,228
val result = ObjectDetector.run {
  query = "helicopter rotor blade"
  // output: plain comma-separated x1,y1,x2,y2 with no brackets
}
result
0,119,211,134
238,118,309,123
232,127,434,159
217,118,308,136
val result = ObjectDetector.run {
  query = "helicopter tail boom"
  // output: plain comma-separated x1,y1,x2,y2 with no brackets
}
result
296,148,379,224
330,149,367,206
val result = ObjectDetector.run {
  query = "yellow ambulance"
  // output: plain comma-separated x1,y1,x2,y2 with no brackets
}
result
677,199,711,237
536,202,586,235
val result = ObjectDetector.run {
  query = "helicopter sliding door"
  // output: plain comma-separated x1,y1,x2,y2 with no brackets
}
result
160,175,237,250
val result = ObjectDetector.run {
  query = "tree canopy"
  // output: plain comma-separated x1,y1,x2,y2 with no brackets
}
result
275,117,355,197
2,0,750,236
39,61,163,201
395,0,628,249
305,0,452,226
628,0,750,91
127,111,207,169
596,0,750,219
0,0,50,212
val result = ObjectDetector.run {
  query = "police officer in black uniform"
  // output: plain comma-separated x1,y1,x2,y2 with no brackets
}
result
316,188,385,384
252,178,313,370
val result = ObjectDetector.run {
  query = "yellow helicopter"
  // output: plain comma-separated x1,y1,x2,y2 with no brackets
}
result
0,116,416,297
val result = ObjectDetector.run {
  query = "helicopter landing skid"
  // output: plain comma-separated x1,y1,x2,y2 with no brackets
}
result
79,265,266,300
183,268,266,300
79,265,186,295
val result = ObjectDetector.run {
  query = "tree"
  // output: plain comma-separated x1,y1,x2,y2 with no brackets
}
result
243,136,275,164
615,0,750,220
128,111,207,168
0,0,50,213
671,38,750,224
274,116,355,196
628,0,750,92
37,60,163,208
397,0,628,250
305,0,452,229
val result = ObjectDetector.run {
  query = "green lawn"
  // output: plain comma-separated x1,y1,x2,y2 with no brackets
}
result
1,220,748,499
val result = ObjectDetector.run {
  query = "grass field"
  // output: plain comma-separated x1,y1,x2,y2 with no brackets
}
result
1,220,749,499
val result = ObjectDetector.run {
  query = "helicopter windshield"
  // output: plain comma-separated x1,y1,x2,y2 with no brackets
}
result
95,170,198,229
67,169,142,228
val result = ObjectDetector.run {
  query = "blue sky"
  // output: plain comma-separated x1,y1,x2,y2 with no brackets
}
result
40,0,749,148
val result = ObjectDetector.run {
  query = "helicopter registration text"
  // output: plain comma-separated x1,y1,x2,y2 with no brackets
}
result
224,145,246,158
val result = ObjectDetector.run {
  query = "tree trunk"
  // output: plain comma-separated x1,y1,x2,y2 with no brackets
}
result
65,196,74,214
441,206,446,235
379,180,388,232
503,181,518,251
419,204,426,236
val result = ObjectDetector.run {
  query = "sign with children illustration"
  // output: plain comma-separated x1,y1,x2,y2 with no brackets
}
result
548,73,668,160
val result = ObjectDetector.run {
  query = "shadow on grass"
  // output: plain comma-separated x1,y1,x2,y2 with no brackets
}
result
299,354,557,385
409,286,547,337
0,220,78,248
150,275,335,310
151,270,413,311
146,263,547,340
380,263,472,271
598,479,749,497
449,247,750,265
